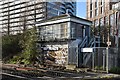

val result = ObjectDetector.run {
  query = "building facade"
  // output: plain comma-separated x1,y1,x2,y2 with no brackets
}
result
36,14,92,67
0,0,76,35
87,0,120,47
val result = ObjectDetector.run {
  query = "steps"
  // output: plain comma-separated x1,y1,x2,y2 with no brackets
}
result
82,36,100,67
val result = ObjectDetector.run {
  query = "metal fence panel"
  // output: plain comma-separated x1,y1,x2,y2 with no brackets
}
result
84,47,120,71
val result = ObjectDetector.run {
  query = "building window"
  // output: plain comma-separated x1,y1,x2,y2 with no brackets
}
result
101,0,102,5
100,6,104,14
39,22,68,41
90,11,92,18
100,7,102,14
110,14,114,27
90,0,92,3
95,9,97,16
101,0,104,5
95,19,99,27
116,12,118,26
100,18,104,26
105,16,109,25
110,3,113,10
95,0,98,8
95,9,98,16
90,3,92,10
110,14,115,36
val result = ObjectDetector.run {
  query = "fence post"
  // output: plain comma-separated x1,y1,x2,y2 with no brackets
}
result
106,47,109,73
103,50,105,70
92,52,94,70
92,37,96,70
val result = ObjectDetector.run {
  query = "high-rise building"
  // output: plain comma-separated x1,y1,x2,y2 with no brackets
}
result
0,0,76,35
87,0,120,47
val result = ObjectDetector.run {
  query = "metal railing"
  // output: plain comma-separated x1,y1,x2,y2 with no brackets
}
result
82,36,100,67
79,36,88,48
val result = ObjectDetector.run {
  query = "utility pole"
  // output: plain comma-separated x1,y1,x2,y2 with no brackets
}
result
106,25,111,73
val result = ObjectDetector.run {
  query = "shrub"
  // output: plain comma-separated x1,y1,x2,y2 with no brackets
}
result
109,67,120,74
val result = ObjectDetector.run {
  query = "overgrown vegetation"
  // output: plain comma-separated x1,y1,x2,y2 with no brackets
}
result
109,67,120,74
2,34,22,62
19,28,37,65
95,66,103,70
3,28,38,65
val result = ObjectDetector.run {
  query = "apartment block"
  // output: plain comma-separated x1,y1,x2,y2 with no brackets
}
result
0,0,76,35
87,0,120,47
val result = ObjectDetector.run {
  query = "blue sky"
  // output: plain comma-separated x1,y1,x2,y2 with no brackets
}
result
76,1,86,18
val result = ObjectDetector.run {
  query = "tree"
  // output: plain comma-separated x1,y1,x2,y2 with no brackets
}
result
99,25,108,43
18,27,38,65
92,25,110,46
3,27,40,65
7,27,38,65
2,34,22,62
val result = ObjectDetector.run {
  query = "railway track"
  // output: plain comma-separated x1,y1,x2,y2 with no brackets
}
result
2,65,81,78
2,64,119,80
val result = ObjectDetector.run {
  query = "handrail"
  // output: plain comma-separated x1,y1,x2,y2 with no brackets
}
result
79,36,88,48
82,36,101,66
83,53,91,66
88,37,94,47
